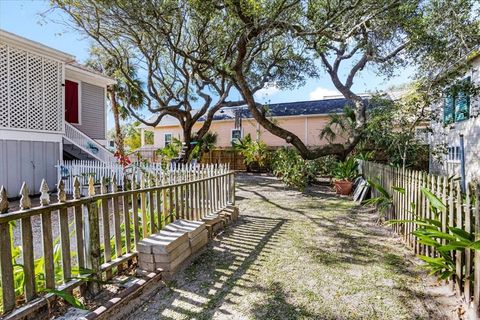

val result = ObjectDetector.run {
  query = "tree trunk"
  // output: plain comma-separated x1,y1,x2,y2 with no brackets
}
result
233,71,363,160
108,89,125,157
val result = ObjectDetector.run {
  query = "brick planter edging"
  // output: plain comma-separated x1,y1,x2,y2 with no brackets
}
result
79,269,164,320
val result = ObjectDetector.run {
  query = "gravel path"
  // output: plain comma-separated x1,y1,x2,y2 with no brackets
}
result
123,173,459,320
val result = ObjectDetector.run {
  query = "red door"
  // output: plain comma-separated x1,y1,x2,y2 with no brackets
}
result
65,80,79,124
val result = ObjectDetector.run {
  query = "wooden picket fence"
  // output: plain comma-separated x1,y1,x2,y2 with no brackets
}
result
201,149,246,171
361,161,480,315
0,163,235,317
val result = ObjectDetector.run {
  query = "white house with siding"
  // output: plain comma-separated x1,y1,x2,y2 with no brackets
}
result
0,30,115,197
429,53,480,184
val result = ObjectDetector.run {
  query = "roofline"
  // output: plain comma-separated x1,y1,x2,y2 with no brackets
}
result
66,63,116,86
216,95,370,111
141,96,370,129
148,112,342,129
0,29,76,62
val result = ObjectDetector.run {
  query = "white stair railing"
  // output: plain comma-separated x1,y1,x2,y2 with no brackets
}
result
64,122,116,163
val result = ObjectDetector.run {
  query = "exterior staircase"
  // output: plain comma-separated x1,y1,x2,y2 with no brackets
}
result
63,122,116,163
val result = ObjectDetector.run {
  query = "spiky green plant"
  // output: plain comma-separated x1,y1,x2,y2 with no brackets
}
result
388,187,480,281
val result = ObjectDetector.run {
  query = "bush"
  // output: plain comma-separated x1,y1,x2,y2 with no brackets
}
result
232,134,270,171
159,138,182,160
315,155,338,176
270,147,319,191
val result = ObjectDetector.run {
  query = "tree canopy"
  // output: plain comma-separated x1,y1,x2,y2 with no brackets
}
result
52,0,480,160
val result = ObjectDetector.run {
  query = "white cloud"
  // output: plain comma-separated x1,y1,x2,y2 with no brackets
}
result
309,87,340,100
255,84,280,98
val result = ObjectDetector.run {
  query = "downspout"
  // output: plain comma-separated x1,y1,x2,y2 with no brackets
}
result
459,134,466,193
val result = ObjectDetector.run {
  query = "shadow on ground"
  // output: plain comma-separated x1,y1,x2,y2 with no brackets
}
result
125,173,456,320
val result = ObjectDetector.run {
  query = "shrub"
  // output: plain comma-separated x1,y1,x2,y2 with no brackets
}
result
232,134,270,170
315,155,338,176
270,147,319,191
159,137,182,161
191,132,217,160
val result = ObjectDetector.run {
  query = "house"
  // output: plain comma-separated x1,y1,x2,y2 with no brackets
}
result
140,97,366,153
429,52,480,184
0,30,116,196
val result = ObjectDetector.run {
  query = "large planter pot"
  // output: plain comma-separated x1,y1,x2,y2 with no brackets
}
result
334,179,353,195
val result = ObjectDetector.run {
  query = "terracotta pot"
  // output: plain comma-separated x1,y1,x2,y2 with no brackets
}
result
334,179,353,195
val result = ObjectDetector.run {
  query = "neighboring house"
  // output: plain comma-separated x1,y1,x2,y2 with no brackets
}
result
0,30,116,196
429,53,480,183
140,97,365,151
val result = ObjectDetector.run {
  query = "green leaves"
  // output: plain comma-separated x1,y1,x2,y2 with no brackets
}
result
44,289,86,309
387,186,477,282
363,179,407,219
270,147,320,191
333,157,358,181
232,134,270,168
420,187,446,213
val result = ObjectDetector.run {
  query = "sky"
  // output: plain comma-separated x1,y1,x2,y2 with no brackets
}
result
0,0,415,130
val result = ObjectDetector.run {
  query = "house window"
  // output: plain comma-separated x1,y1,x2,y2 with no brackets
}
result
231,129,242,142
65,80,80,124
443,77,471,125
447,146,461,162
164,133,172,147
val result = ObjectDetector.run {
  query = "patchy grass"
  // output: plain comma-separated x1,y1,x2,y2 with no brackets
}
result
126,174,456,320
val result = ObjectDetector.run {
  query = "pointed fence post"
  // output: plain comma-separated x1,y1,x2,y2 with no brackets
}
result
155,173,163,229
72,177,85,271
37,180,56,291
100,176,112,279
85,176,101,297
0,186,15,312
18,182,36,301
112,174,122,260
131,170,140,246
20,182,31,210
473,184,480,318
140,172,148,237
0,185,8,213
57,179,72,284
39,179,50,206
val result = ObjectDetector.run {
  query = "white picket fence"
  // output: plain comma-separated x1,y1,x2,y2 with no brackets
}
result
57,160,216,194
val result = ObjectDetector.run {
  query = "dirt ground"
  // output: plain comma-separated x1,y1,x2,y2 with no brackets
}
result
121,173,461,320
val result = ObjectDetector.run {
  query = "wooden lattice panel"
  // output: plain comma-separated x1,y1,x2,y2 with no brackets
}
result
43,60,62,131
0,41,63,132
9,47,28,129
0,44,7,127
27,54,44,130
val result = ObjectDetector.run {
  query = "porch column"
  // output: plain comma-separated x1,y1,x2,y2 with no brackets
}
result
140,129,145,147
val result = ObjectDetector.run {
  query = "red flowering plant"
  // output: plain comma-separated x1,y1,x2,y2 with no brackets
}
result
114,151,132,167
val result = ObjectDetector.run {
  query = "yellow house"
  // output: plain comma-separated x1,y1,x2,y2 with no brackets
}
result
139,97,361,151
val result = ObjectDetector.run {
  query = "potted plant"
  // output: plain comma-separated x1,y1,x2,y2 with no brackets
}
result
332,157,359,195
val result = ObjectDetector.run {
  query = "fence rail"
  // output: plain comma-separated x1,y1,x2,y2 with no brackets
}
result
361,161,480,316
0,163,234,316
